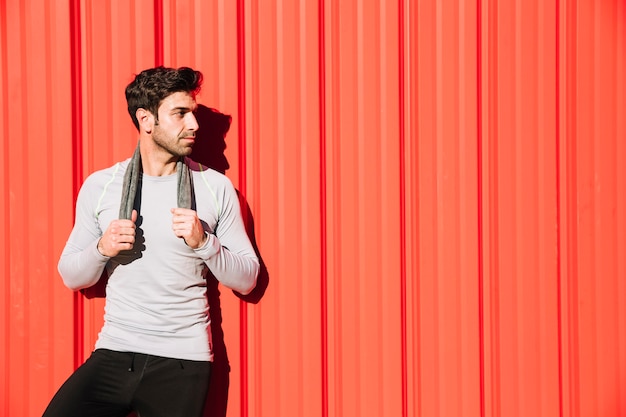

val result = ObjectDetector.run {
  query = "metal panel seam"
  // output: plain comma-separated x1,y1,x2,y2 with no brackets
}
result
69,0,84,370
398,1,408,417
1,2,9,415
318,1,329,416
236,1,250,415
476,0,485,415
154,0,163,66
555,1,564,416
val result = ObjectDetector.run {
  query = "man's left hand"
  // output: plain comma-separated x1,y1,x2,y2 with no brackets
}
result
171,207,207,249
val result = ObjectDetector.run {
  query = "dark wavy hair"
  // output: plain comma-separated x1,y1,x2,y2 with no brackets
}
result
125,66,203,131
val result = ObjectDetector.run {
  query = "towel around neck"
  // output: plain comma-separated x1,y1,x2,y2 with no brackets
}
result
119,143,192,219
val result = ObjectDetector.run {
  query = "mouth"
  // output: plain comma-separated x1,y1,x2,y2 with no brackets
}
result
181,136,196,144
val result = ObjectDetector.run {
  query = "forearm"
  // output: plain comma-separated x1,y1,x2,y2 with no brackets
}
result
58,239,110,291
195,234,259,294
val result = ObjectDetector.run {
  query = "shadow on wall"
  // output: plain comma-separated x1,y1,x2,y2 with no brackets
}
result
192,105,269,417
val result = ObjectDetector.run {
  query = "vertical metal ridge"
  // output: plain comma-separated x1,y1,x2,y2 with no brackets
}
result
555,1,564,416
476,0,485,415
236,1,250,415
479,0,502,414
43,0,55,393
69,0,84,370
560,1,580,415
18,5,30,404
0,2,9,415
487,0,501,410
318,1,329,416
398,1,408,417
154,0,164,66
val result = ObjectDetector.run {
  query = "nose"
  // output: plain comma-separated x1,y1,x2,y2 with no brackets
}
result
186,112,199,131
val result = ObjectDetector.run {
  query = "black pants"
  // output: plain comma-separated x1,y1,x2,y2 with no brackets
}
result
42,349,212,417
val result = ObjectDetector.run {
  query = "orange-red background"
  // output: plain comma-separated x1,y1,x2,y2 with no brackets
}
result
1,0,625,416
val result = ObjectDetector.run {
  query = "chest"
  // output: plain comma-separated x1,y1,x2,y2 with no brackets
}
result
95,175,220,238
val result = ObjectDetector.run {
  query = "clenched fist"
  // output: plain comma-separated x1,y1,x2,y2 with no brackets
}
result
97,209,138,257
171,207,208,249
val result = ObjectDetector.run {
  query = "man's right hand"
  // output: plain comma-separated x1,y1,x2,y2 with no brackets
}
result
97,209,138,257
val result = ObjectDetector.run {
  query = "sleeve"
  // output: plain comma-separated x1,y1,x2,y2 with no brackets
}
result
57,177,110,291
193,179,259,295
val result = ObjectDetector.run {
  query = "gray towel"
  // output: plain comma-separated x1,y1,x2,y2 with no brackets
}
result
119,142,192,219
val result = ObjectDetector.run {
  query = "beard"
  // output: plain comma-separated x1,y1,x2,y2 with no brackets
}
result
152,124,195,157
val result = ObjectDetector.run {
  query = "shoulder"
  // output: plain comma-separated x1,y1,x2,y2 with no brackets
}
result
186,158,234,188
79,159,129,195
185,158,240,217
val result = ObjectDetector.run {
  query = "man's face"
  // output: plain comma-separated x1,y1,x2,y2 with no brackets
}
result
151,91,199,157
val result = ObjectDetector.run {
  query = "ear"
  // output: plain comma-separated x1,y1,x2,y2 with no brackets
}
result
136,108,154,133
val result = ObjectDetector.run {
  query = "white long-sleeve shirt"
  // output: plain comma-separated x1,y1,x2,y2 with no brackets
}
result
58,157,259,361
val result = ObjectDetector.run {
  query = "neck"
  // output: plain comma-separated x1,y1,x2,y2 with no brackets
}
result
138,141,179,176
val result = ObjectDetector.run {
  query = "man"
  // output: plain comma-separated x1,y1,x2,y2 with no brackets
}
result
43,66,259,417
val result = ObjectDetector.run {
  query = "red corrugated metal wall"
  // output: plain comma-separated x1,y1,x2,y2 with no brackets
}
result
1,0,624,416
